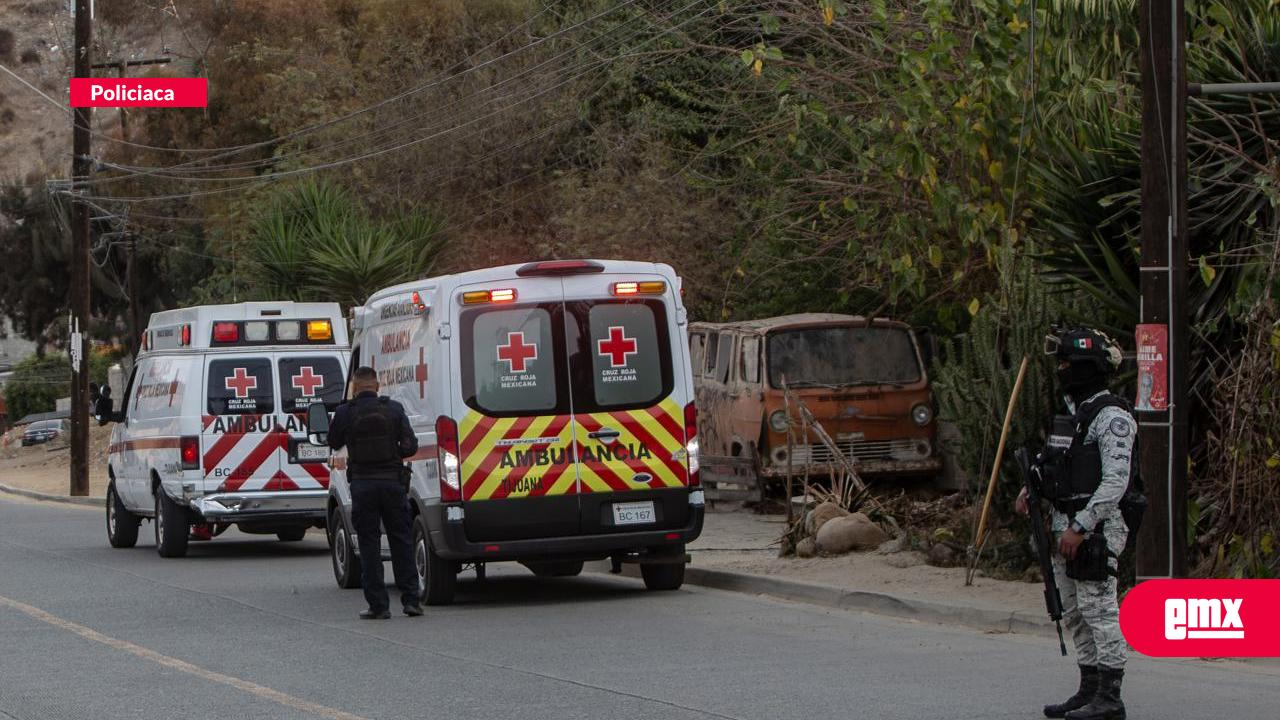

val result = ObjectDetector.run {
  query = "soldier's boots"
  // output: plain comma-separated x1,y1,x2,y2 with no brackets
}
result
1044,665,1099,718
1065,667,1125,720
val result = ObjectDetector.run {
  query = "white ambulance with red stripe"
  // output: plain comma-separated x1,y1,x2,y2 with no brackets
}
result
320,259,704,604
98,302,348,557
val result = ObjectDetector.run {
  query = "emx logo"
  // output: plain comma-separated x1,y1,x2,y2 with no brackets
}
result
1121,580,1280,657
1165,598,1244,640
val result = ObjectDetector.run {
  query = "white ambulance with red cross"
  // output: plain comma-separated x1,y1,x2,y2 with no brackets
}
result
319,259,704,604
98,302,348,558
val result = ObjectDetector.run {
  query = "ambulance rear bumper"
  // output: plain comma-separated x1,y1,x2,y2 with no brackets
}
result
190,490,328,523
426,497,705,562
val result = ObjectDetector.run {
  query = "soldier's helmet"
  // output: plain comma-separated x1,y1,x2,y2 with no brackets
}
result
1043,326,1123,374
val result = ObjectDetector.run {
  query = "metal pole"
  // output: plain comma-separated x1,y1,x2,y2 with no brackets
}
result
1189,82,1280,96
69,0,93,497
1136,0,1188,579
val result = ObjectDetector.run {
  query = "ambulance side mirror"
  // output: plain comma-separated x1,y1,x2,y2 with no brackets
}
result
93,384,116,426
307,403,330,446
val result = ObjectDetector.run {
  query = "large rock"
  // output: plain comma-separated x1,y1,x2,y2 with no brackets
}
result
926,543,958,567
815,512,889,555
795,537,817,558
805,501,850,536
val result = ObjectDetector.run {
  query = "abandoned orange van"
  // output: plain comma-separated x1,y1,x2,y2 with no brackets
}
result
689,314,940,482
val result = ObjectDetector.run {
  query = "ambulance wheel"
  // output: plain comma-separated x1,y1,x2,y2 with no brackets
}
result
524,560,584,578
330,509,362,589
414,516,456,606
276,527,307,542
154,490,189,558
640,561,685,591
106,483,140,549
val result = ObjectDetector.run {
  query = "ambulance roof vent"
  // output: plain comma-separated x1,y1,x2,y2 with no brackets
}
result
516,259,604,277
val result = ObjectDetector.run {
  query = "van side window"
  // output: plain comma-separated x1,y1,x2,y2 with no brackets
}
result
740,336,760,384
278,357,344,412
688,331,706,377
704,332,719,377
207,359,274,415
715,334,733,384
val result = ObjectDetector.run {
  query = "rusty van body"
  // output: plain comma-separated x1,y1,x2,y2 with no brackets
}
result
689,314,941,481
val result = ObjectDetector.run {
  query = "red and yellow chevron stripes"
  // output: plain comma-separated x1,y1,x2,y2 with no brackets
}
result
574,396,687,493
458,396,688,501
460,413,578,501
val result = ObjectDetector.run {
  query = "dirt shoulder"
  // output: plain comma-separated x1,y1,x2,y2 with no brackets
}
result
690,510,1044,620
0,423,111,497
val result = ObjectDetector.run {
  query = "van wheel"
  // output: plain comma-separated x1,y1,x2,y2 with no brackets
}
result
640,560,686,591
154,490,189,558
414,516,456,606
106,483,140,549
330,508,362,589
524,560,584,578
276,527,307,542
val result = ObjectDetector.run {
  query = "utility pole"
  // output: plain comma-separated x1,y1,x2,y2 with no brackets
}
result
1136,0,1188,578
90,57,171,357
69,0,93,497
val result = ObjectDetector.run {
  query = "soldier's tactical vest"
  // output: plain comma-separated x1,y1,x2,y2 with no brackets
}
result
1039,394,1143,518
346,397,402,471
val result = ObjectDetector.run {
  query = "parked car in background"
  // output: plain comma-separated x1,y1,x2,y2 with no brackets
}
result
21,419,66,446
689,314,941,484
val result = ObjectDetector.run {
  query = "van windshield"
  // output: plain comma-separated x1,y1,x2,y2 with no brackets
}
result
767,326,921,388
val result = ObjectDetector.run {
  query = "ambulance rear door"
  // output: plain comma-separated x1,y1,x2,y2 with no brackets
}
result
454,280,581,542
275,352,346,491
563,271,693,535
201,356,282,492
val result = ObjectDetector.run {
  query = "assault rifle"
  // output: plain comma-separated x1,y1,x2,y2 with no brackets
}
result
1016,447,1068,656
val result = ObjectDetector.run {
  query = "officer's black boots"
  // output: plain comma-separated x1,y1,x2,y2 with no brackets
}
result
359,609,391,620
403,603,424,617
1065,667,1125,720
1044,665,1099,718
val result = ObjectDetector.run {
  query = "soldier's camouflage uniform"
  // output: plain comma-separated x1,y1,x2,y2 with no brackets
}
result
1050,390,1134,670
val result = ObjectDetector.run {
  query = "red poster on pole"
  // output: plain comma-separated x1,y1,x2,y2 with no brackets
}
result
1135,324,1168,411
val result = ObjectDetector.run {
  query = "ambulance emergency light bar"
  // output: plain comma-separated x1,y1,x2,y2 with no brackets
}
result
461,288,517,305
612,281,666,296
210,319,334,345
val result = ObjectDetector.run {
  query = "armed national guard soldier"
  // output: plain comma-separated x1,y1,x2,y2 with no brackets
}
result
328,366,423,619
1016,327,1142,720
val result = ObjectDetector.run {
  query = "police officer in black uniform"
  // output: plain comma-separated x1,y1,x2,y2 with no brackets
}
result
328,366,422,619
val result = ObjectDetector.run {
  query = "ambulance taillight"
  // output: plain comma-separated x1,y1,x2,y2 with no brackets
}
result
683,402,700,487
515,259,605,276
180,324,191,346
435,416,462,503
179,436,200,470
212,322,238,343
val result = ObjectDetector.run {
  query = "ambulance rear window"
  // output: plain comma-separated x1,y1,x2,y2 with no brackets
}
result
462,305,562,416
278,357,343,413
568,299,672,412
207,359,274,415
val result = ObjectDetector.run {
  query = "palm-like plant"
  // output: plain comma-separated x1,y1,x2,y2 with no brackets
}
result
245,181,446,309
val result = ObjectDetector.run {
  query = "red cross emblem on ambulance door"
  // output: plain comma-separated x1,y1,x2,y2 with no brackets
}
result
598,326,638,368
497,332,537,373
291,366,324,397
225,367,258,398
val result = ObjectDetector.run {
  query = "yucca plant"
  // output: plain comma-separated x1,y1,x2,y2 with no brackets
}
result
245,180,446,309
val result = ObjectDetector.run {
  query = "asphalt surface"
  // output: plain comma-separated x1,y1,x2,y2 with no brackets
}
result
0,495,1276,720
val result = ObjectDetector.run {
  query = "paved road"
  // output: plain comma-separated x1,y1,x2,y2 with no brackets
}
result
0,495,1276,720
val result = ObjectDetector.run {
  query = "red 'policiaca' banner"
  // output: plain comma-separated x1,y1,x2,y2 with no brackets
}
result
70,78,208,108
1120,579,1280,657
